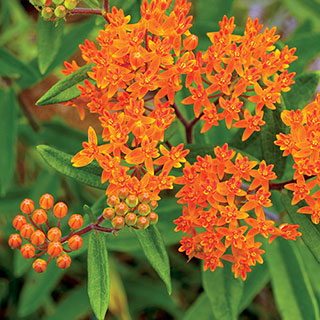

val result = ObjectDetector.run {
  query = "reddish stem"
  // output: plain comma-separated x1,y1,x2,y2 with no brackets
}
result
28,216,40,230
269,175,315,190
69,8,103,16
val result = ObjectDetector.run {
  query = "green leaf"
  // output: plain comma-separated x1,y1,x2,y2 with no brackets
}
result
37,18,64,74
281,192,320,263
18,263,63,317
265,238,319,320
134,225,172,294
283,72,320,110
0,88,17,196
36,63,93,106
202,263,244,320
260,101,287,178
88,231,110,320
183,293,213,320
37,145,105,189
45,285,90,320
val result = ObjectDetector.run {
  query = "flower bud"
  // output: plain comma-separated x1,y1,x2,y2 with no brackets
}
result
33,259,47,273
138,192,151,203
137,216,149,229
47,241,63,258
107,195,120,207
148,212,158,225
47,227,62,241
20,223,35,239
103,207,115,220
20,198,34,215
41,7,54,21
52,0,64,4
53,202,68,219
150,200,158,209
21,243,35,259
137,203,151,216
31,230,46,246
115,202,129,216
39,193,54,210
33,209,48,225
68,214,83,230
13,215,27,230
30,0,46,7
54,5,67,19
125,194,138,208
64,0,77,10
57,253,71,269
68,235,83,250
118,187,129,199
8,234,23,248
125,212,137,226
111,216,125,229
183,34,198,51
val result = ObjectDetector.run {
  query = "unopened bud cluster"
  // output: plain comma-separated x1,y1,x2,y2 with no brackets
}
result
8,193,84,273
103,188,159,230
29,0,79,21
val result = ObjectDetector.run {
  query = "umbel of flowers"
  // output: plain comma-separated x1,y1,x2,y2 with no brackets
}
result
10,0,304,279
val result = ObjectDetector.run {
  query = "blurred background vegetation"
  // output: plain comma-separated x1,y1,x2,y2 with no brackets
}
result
0,0,320,319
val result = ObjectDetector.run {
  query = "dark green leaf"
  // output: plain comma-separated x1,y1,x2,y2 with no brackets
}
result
265,238,319,320
183,293,213,320
283,72,320,110
37,145,105,189
134,225,172,294
281,192,320,263
202,262,244,320
260,101,287,178
88,231,110,320
18,263,63,317
36,63,93,106
37,18,64,74
0,88,17,196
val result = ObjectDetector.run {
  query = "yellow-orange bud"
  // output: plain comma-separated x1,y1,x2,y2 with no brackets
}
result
125,194,138,208
68,214,83,230
111,216,125,229
47,241,63,258
13,215,27,230
47,227,62,242
31,230,46,246
103,207,115,220
183,34,198,51
32,209,47,225
68,235,83,251
64,0,77,10
39,193,54,210
150,200,158,209
138,203,151,216
137,216,149,230
107,195,120,207
53,202,68,219
20,223,35,239
20,198,35,215
138,192,151,203
41,7,54,21
148,212,158,225
118,187,129,199
115,202,129,216
33,259,47,273
56,253,71,269
8,234,23,248
21,243,35,258
125,212,137,226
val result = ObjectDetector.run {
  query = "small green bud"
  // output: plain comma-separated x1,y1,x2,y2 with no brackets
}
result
148,212,158,225
52,0,64,4
30,0,46,7
125,194,138,208
54,5,67,18
125,213,137,226
64,0,77,10
41,7,54,20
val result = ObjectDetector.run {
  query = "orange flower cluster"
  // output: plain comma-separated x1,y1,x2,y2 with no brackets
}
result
275,93,320,224
174,144,301,280
8,194,84,273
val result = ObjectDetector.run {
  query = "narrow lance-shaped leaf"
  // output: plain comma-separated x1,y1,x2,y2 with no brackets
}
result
265,238,319,320
37,18,64,75
37,145,106,189
202,263,244,320
281,192,320,263
87,232,110,320
36,63,93,106
134,225,172,294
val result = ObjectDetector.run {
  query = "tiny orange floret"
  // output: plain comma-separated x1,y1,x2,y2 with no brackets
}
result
20,223,35,239
21,243,35,259
20,198,35,215
47,241,63,258
68,214,84,230
57,254,71,269
33,259,47,273
8,234,23,249
68,235,83,251
13,215,27,230
53,202,68,219
47,227,62,242
39,193,54,210
32,209,48,225
31,230,46,246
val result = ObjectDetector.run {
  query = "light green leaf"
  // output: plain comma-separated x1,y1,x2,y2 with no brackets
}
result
134,225,172,294
260,101,287,178
37,145,105,189
202,262,244,320
18,263,63,317
37,18,64,74
88,232,110,320
281,192,320,263
36,63,93,106
265,238,319,320
0,88,17,196
183,293,213,320
283,72,320,110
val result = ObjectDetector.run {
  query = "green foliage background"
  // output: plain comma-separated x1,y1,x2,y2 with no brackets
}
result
1,0,320,319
